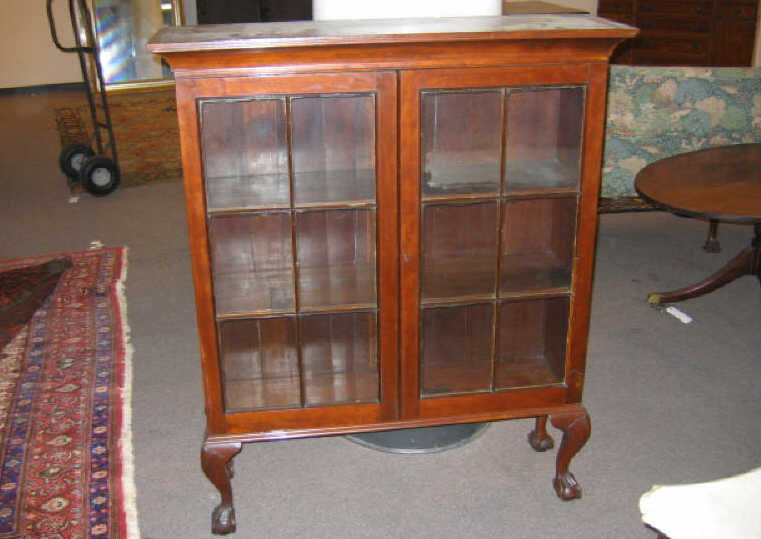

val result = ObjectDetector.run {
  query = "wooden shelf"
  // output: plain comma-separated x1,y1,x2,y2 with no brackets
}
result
206,169,376,213
501,253,573,293
293,169,375,207
505,159,579,192
212,264,377,318
420,295,569,397
492,355,563,390
206,173,290,212
220,311,379,412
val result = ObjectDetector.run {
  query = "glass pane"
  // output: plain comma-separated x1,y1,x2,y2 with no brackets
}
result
421,91,502,197
421,202,498,300
500,197,577,293
219,317,300,412
291,95,376,206
421,303,493,397
201,98,290,211
300,312,379,406
505,87,584,191
495,297,569,389
209,213,294,315
296,209,376,309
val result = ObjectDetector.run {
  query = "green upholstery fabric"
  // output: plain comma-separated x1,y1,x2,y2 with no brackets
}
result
602,66,761,198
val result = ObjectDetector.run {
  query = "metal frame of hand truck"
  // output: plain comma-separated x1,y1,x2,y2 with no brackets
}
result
47,0,120,196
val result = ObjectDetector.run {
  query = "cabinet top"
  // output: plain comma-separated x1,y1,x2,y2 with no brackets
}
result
148,15,635,54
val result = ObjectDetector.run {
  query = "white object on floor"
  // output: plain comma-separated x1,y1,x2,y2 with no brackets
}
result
639,467,761,538
665,306,693,324
313,0,502,20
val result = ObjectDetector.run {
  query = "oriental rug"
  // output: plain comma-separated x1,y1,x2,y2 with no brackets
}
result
0,248,138,538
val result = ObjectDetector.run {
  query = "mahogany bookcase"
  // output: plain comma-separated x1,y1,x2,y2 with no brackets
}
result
149,15,635,535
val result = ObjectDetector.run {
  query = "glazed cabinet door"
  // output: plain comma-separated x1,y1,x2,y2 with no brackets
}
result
176,72,398,434
400,65,605,420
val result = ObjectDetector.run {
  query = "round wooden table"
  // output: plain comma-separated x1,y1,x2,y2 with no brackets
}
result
634,143,761,305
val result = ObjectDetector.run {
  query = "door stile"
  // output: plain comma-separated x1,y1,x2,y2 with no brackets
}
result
374,71,401,420
399,71,424,418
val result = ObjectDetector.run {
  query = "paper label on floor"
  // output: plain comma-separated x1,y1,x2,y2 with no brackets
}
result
665,306,693,324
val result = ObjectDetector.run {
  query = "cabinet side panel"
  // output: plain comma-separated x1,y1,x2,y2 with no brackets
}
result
566,62,611,402
175,79,227,432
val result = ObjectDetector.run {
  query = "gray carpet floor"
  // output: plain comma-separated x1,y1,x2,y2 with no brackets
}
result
1,89,760,539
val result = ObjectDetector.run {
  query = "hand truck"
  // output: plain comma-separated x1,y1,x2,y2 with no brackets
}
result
47,0,120,196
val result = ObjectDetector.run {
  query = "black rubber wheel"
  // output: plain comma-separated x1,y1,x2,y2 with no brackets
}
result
79,156,120,196
59,142,94,180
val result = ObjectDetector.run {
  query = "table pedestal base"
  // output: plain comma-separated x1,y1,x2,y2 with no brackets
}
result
648,224,761,305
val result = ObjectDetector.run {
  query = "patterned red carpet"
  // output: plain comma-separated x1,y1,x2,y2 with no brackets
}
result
0,248,137,538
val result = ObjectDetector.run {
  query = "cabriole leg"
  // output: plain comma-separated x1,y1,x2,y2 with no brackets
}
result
550,408,591,500
201,440,243,535
528,415,555,451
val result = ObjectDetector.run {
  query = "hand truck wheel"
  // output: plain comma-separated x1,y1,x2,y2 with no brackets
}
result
59,142,94,180
79,155,120,196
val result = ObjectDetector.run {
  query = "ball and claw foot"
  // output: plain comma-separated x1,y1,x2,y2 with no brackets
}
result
528,429,554,452
554,471,583,500
202,440,242,536
212,503,237,535
528,416,555,452
549,409,590,502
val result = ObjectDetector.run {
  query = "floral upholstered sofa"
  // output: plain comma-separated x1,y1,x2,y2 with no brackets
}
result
601,66,761,199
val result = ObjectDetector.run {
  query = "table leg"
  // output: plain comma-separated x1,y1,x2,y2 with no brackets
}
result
702,220,721,253
648,224,760,305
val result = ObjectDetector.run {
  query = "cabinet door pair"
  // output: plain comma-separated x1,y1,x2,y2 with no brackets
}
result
188,66,590,428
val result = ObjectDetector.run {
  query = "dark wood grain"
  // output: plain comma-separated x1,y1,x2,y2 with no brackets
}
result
503,1,588,14
637,146,761,304
599,0,756,66
635,143,761,223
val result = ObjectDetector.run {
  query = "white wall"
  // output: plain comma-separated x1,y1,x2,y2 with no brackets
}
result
0,0,82,88
183,0,197,25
